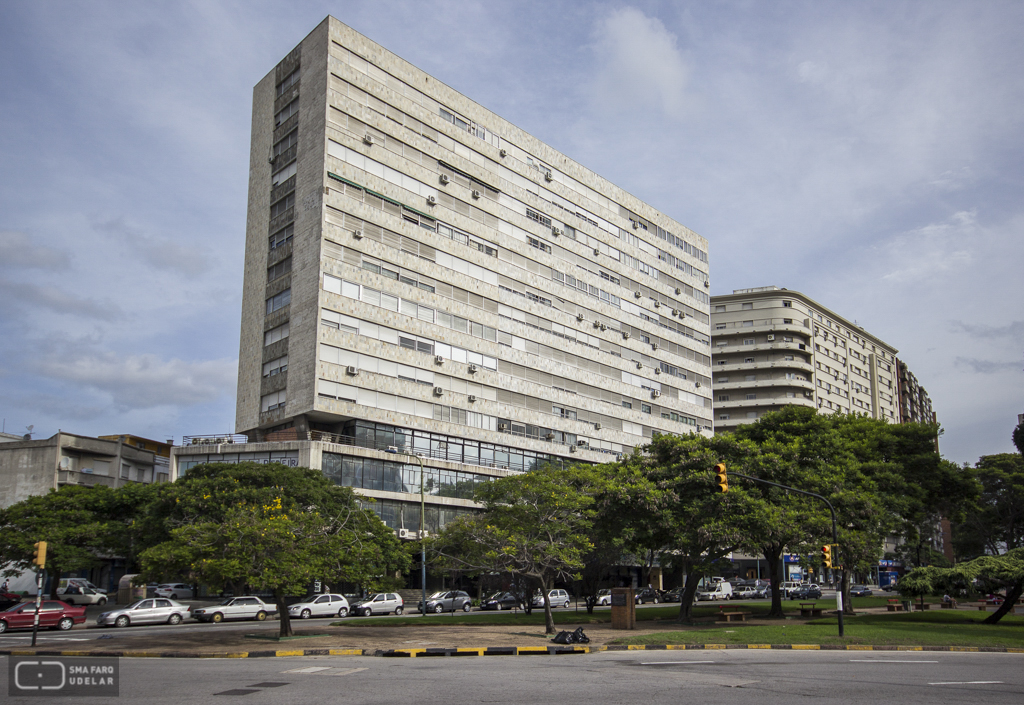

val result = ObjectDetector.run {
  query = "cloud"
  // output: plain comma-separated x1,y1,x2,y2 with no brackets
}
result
0,231,70,270
954,357,1022,374
33,349,237,410
0,278,124,320
93,216,213,278
950,320,1024,342
590,7,690,119
878,211,977,284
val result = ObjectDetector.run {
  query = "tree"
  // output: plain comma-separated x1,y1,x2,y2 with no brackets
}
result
0,486,113,598
954,454,1024,558
901,548,1024,624
139,463,408,637
429,464,598,634
1012,420,1024,457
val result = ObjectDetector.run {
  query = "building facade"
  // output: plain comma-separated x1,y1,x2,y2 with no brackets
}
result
220,17,714,534
710,287,900,431
895,359,935,424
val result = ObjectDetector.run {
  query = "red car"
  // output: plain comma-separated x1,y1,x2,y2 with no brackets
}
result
0,591,22,611
0,600,88,633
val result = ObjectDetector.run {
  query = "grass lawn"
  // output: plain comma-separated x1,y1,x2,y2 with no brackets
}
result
612,611,1024,648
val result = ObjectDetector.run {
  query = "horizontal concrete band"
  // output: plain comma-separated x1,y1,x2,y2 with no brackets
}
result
2,645,1022,659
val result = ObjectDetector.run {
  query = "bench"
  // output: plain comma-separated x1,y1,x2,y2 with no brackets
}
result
799,602,823,618
886,599,904,612
940,602,955,609
716,611,750,622
913,603,931,611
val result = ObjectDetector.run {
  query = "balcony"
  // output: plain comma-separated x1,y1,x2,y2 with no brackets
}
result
713,378,815,392
58,470,118,488
712,359,814,374
713,341,809,355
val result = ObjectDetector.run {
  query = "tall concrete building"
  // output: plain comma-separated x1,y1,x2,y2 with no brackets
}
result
174,17,714,535
710,287,900,431
895,359,935,424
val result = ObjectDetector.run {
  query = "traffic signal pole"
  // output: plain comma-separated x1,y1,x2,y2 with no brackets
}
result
727,471,845,638
30,541,47,647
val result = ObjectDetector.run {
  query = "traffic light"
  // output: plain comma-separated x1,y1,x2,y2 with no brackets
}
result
713,463,729,493
821,544,833,569
32,541,47,569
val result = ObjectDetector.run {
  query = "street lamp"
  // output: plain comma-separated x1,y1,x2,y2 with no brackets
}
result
388,448,427,616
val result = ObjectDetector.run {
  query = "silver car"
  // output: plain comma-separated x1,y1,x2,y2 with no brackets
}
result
97,598,191,628
352,593,403,616
288,593,350,619
154,583,194,600
61,585,109,606
193,596,277,623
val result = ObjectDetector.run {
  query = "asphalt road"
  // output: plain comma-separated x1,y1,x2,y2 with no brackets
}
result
3,649,1021,704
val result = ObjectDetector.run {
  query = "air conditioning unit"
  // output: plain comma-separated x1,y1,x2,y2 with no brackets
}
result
398,528,415,540
388,445,399,453
352,229,363,239
654,368,662,375
632,221,640,230
651,343,659,351
622,331,630,340
426,195,437,205
435,355,444,364
544,171,553,181
569,445,577,453
499,148,508,157
594,422,601,430
551,227,562,237
672,309,680,317
675,287,682,295
468,395,477,403
545,432,555,440
346,366,358,375
363,134,375,145
599,323,607,331
653,301,661,308
634,291,643,299
695,382,701,388
468,364,478,373
439,173,450,185
433,386,443,396
593,248,600,256
652,390,662,399
471,189,481,199
576,313,585,322
577,440,587,447
635,361,643,370
498,423,509,431
704,281,710,288
767,335,775,341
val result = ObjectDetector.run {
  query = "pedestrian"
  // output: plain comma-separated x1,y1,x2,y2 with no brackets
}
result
1,578,8,592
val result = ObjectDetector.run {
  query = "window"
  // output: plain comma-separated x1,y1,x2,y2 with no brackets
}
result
261,390,286,412
525,208,552,228
742,303,753,310
718,377,729,383
276,68,299,97
273,129,298,157
744,357,754,363
267,257,292,282
641,403,652,415
715,305,726,312
275,99,299,127
743,338,754,345
783,318,792,325
746,411,757,418
719,414,730,420
718,395,730,402
746,393,757,400
622,401,632,410
527,237,551,254
715,324,726,330
263,355,288,377
269,225,293,250
270,192,295,219
264,323,289,346
782,300,792,308
742,320,753,327
745,374,756,381
266,289,291,314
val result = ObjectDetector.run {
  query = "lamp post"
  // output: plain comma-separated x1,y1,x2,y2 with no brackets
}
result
387,448,427,616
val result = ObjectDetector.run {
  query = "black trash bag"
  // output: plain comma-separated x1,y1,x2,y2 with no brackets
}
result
572,627,590,644
551,630,574,644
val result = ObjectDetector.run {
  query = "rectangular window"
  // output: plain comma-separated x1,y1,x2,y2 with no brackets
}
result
527,237,551,254
264,322,289,346
267,257,292,282
742,320,753,327
276,68,299,97
525,208,552,228
270,192,295,219
746,393,757,400
718,395,730,402
744,357,754,363
742,303,753,310
745,374,756,381
719,414,730,420
261,390,286,412
641,403,652,415
266,289,291,314
715,324,726,330
273,129,298,157
269,224,293,250
262,355,288,377
782,300,792,308
275,99,298,127
715,305,726,312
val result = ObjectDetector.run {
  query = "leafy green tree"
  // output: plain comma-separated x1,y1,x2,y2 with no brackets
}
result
954,454,1024,558
139,462,408,637
0,486,112,598
1012,420,1024,457
429,464,599,634
901,548,1024,624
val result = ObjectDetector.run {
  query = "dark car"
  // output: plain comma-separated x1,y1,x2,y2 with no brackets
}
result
789,584,823,600
635,587,661,605
418,590,472,613
850,585,873,597
0,591,22,611
0,600,88,633
661,588,683,603
480,592,520,611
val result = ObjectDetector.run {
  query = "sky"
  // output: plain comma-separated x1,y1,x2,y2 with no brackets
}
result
0,0,1021,466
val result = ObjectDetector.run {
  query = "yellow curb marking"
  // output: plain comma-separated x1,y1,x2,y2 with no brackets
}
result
627,645,646,650
897,646,923,651
705,644,726,649
328,649,364,656
274,649,305,657
517,646,549,653
950,647,979,652
748,644,772,649
59,651,91,657
846,645,873,650
792,645,820,650
666,644,687,650
121,651,160,658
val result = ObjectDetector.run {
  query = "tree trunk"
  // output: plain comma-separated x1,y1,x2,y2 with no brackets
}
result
763,545,785,618
540,578,555,634
275,588,293,637
676,565,702,623
841,570,855,615
48,566,61,600
982,579,1023,625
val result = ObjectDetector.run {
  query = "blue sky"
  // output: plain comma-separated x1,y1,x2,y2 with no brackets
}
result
0,1,1021,465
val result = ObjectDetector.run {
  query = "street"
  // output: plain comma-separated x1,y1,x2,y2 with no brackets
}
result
3,648,1022,704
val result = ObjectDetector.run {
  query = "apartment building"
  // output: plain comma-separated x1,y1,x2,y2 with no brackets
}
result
710,287,899,431
895,359,935,424
188,17,713,535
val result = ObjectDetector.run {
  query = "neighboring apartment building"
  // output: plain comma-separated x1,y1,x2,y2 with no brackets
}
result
710,287,899,431
184,16,714,537
895,360,935,424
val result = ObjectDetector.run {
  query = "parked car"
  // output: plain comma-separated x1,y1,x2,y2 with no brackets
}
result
352,593,403,616
60,585,109,606
480,592,520,611
850,585,873,597
881,582,899,592
635,587,661,605
57,578,106,596
790,584,823,600
96,598,191,628
418,590,472,613
732,585,759,599
696,583,734,601
288,593,351,619
0,591,23,611
0,600,87,633
532,589,571,608
154,583,194,600
780,581,805,598
193,596,277,622
595,589,613,606
661,588,683,603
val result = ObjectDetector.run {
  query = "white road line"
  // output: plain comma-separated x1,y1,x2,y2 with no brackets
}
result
849,660,938,663
282,666,333,673
929,681,1004,685
640,661,717,665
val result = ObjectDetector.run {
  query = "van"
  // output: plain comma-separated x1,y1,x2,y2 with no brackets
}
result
696,582,733,601
780,581,804,597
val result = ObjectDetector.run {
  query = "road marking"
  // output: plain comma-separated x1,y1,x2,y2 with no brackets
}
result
283,666,333,673
641,661,716,665
849,660,938,663
929,681,1004,685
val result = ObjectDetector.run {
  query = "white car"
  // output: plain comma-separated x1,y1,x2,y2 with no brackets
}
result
532,589,571,608
193,596,277,623
288,593,350,619
696,583,733,601
596,589,612,606
57,578,106,596
96,599,191,628
352,593,403,616
60,585,109,606
154,583,194,600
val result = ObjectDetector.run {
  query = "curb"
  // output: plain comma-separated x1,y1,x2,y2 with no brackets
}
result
2,644,1023,659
